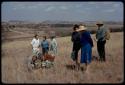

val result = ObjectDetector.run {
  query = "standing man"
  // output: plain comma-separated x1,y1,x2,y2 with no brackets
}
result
41,36,49,56
96,21,110,62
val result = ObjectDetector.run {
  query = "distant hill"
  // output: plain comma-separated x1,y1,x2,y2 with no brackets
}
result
1,20,123,37
2,20,123,25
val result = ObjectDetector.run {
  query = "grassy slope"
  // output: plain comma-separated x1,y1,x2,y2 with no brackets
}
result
2,32,123,83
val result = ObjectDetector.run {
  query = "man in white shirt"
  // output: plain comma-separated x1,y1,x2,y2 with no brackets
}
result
31,34,40,55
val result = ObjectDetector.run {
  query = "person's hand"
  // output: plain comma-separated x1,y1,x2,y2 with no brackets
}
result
99,38,103,41
91,45,94,48
94,37,97,42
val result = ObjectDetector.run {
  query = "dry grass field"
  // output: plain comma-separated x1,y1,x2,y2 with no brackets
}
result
2,32,124,84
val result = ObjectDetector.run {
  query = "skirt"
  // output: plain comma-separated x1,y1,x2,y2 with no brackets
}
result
80,44,92,64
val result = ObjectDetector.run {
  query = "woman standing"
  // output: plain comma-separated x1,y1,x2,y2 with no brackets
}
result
71,24,81,70
31,34,40,56
49,36,58,56
77,25,93,71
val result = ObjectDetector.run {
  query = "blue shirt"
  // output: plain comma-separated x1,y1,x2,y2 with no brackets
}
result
41,40,49,48
96,26,108,41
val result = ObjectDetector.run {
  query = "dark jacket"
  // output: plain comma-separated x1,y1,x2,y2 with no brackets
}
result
71,31,81,44
80,31,93,47
71,31,81,52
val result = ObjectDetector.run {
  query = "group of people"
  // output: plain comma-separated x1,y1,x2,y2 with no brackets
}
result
31,34,57,59
71,21,110,71
30,21,110,70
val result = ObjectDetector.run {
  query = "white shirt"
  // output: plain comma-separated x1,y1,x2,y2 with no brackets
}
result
31,38,40,51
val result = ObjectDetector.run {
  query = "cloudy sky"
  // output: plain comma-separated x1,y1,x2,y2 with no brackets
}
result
2,1,123,22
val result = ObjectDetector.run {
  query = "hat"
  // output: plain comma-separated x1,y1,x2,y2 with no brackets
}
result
96,21,104,25
76,25,87,31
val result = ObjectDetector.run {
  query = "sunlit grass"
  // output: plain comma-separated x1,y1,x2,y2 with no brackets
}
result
2,32,123,83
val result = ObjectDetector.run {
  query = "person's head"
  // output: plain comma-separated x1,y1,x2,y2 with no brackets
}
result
43,36,47,40
50,36,55,40
96,21,104,27
73,24,79,31
76,24,87,32
34,34,38,39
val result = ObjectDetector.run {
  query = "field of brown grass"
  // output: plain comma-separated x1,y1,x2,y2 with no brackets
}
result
2,32,124,84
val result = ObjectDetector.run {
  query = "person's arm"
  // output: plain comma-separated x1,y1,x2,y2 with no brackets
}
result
95,32,97,40
31,44,33,49
104,28,110,38
87,32,94,47
54,39,57,47
47,40,49,49
102,28,108,41
49,42,52,51
37,39,39,48
53,39,57,49
71,33,74,42
31,39,34,49
39,41,41,48
89,37,94,47
41,41,43,48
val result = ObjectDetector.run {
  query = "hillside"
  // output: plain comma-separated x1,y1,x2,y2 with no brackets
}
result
2,21,123,37
2,32,123,83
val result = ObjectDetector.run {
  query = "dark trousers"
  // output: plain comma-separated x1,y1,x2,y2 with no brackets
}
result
72,43,81,61
42,47,49,55
97,40,106,61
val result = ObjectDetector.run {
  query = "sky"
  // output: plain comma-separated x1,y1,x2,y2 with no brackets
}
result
1,1,123,22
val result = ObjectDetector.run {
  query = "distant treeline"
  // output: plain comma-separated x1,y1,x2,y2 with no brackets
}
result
2,23,123,37
53,27,123,37
58,27,123,37
51,24,73,27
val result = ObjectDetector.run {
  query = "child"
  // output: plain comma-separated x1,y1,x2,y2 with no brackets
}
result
41,36,49,56
49,36,57,56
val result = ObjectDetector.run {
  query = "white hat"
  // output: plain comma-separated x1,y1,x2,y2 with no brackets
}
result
76,25,87,31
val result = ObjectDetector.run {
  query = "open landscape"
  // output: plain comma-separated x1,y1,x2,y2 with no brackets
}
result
1,22,124,83
1,1,124,84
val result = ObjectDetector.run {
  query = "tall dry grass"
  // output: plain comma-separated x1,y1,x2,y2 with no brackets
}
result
2,32,123,83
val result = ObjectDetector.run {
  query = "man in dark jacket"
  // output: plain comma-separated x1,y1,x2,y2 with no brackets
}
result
71,24,81,70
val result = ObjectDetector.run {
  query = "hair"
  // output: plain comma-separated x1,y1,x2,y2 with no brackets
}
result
43,36,47,40
97,24,103,27
50,36,55,39
73,24,79,31
34,34,38,38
